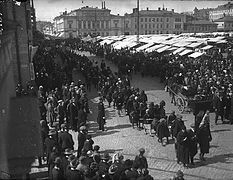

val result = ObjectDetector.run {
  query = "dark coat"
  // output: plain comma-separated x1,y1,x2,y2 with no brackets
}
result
67,102,78,130
44,137,57,156
58,131,74,151
51,167,63,180
77,108,87,126
157,120,170,139
197,124,212,154
187,129,198,157
83,139,94,152
176,130,189,164
171,119,184,138
78,132,86,154
66,169,84,180
97,102,105,125
133,155,148,170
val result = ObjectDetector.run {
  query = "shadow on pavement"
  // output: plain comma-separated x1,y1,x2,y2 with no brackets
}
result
89,130,120,138
191,153,233,171
107,124,132,130
211,129,232,133
100,149,124,154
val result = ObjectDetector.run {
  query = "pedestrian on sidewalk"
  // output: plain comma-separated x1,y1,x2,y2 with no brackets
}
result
97,97,106,131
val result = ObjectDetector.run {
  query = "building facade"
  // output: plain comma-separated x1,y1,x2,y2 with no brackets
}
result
1,1,41,179
209,2,233,21
214,16,233,32
183,20,218,33
193,7,213,21
127,7,186,35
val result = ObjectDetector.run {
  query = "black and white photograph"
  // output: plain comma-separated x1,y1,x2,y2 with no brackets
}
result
1,0,233,179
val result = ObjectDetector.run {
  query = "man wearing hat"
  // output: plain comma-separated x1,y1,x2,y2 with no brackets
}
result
82,134,94,152
56,100,65,129
65,159,83,180
97,98,106,131
77,126,87,158
44,129,58,164
51,157,64,180
58,124,74,152
67,98,78,132
133,148,148,172
99,152,111,175
187,123,198,166
77,156,88,174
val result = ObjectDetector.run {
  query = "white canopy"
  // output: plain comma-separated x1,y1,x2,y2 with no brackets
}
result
157,46,171,53
179,49,193,56
173,47,186,54
100,39,114,45
173,41,191,47
136,43,154,52
201,45,213,50
186,42,203,48
145,44,165,53
188,52,204,58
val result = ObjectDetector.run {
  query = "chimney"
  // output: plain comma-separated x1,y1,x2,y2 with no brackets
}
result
102,1,103,9
171,9,174,12
104,1,106,9
147,7,149,11
158,7,161,11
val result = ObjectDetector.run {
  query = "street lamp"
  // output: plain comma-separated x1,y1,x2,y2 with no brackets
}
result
137,0,139,43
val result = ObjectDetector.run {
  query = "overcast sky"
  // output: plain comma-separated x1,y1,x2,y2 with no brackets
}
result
34,0,229,21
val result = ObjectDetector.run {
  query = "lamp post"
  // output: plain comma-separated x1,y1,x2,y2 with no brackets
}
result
137,0,139,43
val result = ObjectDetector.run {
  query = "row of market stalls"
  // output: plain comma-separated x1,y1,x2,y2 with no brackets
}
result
93,33,231,59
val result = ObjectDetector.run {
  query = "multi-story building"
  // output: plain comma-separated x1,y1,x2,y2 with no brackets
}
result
209,2,233,21
0,1,41,179
193,7,213,21
53,11,77,38
183,20,218,33
36,21,53,34
214,16,233,32
126,7,186,35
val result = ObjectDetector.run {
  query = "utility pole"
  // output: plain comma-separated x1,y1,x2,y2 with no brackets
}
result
137,0,139,43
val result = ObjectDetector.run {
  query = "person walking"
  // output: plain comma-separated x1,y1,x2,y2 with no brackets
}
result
58,124,74,152
97,98,106,131
77,126,87,158
197,115,212,161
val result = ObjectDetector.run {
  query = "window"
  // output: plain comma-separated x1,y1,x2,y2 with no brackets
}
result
135,24,137,28
145,18,147,22
135,18,137,22
175,18,181,22
115,32,118,36
153,24,155,28
167,18,169,22
166,24,169,28
69,24,72,29
157,24,159,28
125,23,129,28
157,18,159,22
149,30,151,34
152,30,155,34
149,24,151,28
106,32,109,36
157,30,159,34
115,23,118,28
149,18,151,22
101,21,104,29
141,18,143,22
175,24,181,29
141,24,143,28
102,32,104,36
145,24,147,28
161,18,163,22
161,24,163,28
145,30,147,34
106,21,109,29
83,21,86,29
88,21,91,29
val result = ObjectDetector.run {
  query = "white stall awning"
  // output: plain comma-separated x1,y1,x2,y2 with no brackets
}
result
201,45,213,50
188,52,204,58
173,47,186,54
145,44,165,53
179,49,193,56
157,46,171,53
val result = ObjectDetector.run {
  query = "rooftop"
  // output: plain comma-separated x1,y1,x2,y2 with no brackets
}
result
214,2,233,11
215,16,233,22
186,20,217,25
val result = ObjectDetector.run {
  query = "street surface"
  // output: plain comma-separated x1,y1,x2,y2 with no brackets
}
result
30,51,233,180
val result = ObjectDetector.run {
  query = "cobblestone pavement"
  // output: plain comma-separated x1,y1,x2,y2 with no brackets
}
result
72,51,233,180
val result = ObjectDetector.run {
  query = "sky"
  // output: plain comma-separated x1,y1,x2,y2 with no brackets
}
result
34,0,230,21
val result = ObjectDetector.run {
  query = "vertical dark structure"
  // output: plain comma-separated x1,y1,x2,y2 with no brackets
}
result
137,0,139,43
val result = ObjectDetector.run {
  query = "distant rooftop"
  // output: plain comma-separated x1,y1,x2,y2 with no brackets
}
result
215,16,233,22
214,2,233,10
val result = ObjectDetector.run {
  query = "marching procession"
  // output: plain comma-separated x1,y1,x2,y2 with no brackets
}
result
30,34,233,179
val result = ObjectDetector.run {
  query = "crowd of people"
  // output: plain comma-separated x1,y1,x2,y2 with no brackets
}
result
34,39,158,179
32,35,233,179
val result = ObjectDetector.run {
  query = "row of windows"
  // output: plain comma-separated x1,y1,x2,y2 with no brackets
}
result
135,23,171,29
137,17,170,22
134,30,170,35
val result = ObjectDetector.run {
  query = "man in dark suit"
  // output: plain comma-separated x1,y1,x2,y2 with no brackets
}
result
58,124,74,152
65,159,84,180
82,134,94,152
97,98,106,131
77,126,87,158
213,92,225,124
56,100,65,129
67,98,78,131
